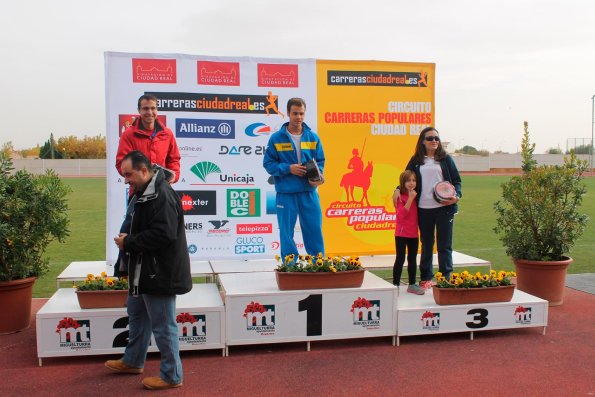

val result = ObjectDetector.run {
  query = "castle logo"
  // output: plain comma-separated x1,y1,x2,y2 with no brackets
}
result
514,306,532,325
351,297,381,329
132,59,176,83
56,317,91,350
421,311,440,331
243,301,275,335
176,312,207,344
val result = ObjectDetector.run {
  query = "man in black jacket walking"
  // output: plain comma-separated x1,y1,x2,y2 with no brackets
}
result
105,151,192,390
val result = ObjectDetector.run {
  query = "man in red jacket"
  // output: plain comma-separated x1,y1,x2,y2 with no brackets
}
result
116,94,181,184
113,94,181,276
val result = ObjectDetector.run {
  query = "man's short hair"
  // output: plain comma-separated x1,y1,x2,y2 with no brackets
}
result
122,150,152,171
287,97,306,114
137,94,159,110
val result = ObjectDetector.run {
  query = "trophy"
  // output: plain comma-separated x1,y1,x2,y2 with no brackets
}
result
433,181,456,203
304,158,322,182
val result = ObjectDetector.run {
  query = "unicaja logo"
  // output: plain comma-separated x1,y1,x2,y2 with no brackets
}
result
350,297,380,329
243,301,275,334
421,311,440,331
176,312,207,344
514,306,532,324
56,317,91,348
190,161,221,183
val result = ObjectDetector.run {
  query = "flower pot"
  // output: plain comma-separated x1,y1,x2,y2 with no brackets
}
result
76,289,129,309
432,285,515,306
0,277,36,334
512,257,572,306
275,269,365,290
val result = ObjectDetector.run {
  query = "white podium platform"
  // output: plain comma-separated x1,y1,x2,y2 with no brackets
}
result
56,260,214,287
36,283,225,365
209,259,278,275
360,251,490,270
220,271,397,354
395,286,548,345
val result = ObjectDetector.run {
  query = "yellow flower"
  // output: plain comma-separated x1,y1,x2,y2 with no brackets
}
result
101,271,107,278
454,278,463,286
317,252,323,258
316,259,323,266
275,254,280,262
106,278,115,286
482,275,489,281
86,273,94,280
329,266,337,273
435,272,443,278
461,270,470,277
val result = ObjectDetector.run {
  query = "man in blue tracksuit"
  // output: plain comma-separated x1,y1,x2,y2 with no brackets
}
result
263,97,326,260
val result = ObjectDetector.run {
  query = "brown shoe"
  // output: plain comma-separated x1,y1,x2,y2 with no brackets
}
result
142,377,183,390
105,359,143,374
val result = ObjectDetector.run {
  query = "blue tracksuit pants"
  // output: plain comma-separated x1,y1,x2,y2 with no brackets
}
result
276,191,325,259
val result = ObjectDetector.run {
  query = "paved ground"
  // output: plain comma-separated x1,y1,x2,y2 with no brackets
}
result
566,273,595,295
1,287,594,396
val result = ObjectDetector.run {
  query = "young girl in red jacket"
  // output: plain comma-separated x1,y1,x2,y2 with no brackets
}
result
392,170,425,295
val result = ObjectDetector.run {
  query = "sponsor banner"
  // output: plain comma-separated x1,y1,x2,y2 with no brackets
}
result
316,60,435,256
106,53,428,262
236,223,273,234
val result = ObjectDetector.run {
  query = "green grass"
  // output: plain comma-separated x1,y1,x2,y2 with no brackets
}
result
35,178,106,298
34,176,595,297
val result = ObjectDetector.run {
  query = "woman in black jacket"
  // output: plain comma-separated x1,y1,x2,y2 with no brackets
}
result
405,127,462,289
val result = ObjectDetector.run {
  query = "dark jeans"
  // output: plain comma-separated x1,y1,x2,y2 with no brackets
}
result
418,206,455,281
393,236,419,285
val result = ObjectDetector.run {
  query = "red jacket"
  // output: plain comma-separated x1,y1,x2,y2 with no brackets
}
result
116,117,181,183
395,193,418,238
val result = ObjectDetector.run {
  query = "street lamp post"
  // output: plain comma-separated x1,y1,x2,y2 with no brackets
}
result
591,95,594,175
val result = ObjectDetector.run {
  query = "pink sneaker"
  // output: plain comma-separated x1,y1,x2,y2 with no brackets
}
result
419,280,433,290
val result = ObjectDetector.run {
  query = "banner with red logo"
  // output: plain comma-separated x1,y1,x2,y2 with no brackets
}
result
105,52,433,265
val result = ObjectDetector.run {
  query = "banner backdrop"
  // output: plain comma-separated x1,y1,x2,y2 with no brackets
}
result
105,52,434,266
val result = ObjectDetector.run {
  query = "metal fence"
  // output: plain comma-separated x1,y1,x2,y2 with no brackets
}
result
9,155,594,176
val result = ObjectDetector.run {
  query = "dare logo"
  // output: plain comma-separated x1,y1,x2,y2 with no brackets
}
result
132,59,177,83
258,63,299,87
176,190,216,215
197,61,240,86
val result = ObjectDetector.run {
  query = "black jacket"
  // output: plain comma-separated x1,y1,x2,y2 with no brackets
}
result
406,155,462,213
123,166,192,296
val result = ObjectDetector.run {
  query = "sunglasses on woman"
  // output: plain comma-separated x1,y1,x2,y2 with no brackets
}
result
424,136,440,142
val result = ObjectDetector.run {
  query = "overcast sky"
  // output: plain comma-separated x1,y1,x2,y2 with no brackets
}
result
1,0,594,153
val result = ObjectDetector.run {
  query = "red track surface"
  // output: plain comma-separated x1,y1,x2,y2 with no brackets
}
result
1,288,593,397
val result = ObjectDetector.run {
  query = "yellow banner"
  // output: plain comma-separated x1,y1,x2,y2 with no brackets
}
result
316,60,435,256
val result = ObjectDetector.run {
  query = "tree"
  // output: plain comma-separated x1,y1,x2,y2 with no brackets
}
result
57,135,106,159
566,144,593,155
520,121,537,172
454,145,489,156
1,141,14,159
546,147,563,154
39,133,64,159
